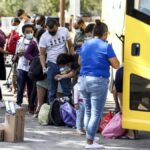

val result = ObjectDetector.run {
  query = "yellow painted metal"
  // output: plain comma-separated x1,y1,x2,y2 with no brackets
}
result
122,15,150,131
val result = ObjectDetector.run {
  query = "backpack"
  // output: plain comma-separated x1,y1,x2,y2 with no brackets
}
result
49,98,65,126
38,103,50,125
7,30,20,55
28,56,46,81
60,102,76,127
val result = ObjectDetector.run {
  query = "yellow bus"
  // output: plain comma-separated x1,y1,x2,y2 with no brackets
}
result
122,0,150,131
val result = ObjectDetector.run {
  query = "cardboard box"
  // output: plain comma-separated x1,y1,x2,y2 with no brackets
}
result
0,124,5,141
4,107,25,142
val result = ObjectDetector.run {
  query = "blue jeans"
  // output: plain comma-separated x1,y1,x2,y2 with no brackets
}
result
17,69,33,105
47,61,72,104
79,76,108,140
76,101,85,130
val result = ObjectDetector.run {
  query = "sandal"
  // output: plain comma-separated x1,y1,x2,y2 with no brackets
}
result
121,130,139,140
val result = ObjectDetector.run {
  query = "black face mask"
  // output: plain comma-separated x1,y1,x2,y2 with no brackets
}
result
49,31,56,36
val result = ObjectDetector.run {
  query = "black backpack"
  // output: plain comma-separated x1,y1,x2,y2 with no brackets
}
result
49,98,65,126
28,56,46,81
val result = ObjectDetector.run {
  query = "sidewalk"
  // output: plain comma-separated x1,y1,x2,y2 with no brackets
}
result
0,81,150,150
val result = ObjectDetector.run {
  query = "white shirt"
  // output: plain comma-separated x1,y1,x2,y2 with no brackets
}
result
16,37,37,72
39,27,71,63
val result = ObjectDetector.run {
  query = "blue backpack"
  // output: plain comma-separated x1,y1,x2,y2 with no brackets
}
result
60,102,76,127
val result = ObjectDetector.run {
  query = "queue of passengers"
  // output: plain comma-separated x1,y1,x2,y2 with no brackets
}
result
0,8,138,149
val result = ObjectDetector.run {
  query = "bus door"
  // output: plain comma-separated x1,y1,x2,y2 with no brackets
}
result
123,0,150,131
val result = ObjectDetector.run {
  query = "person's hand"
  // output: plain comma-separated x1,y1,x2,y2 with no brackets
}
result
12,55,19,63
43,67,48,74
55,74,65,81
17,52,24,57
74,104,80,110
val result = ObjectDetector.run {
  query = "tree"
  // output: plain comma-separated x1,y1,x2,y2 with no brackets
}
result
81,0,102,16
0,0,23,16
38,0,59,16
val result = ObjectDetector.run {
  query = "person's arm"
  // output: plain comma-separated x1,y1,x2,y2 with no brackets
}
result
55,70,75,81
0,47,10,54
66,28,74,55
67,39,75,55
24,42,34,61
78,56,81,65
24,41,39,62
39,47,46,69
109,57,120,69
39,33,47,71
107,44,120,69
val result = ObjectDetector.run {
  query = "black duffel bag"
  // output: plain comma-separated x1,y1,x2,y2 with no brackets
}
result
28,56,46,81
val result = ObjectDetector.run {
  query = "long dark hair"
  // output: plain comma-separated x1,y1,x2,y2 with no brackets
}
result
93,20,108,38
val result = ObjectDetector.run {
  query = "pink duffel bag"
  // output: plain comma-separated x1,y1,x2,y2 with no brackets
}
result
101,112,125,139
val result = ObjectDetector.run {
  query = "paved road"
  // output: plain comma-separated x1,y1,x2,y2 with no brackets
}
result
0,81,150,150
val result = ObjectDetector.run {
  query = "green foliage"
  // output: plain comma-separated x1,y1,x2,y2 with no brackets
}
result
0,0,23,16
81,0,102,16
0,0,102,17
0,0,60,16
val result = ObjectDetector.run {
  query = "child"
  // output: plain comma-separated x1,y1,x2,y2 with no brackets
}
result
16,24,38,113
55,53,79,103
74,81,85,135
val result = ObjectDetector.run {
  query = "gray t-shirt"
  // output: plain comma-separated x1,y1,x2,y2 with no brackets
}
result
39,27,71,63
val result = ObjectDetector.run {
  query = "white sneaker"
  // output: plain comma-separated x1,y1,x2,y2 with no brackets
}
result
85,142,104,149
94,137,100,142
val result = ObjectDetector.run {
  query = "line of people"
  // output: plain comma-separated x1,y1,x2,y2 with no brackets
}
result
0,9,124,149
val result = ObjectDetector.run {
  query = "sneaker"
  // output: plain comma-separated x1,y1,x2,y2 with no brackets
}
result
33,113,38,118
85,142,104,149
94,137,100,142
77,129,85,135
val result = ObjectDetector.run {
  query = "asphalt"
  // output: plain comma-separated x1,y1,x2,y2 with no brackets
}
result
0,74,150,150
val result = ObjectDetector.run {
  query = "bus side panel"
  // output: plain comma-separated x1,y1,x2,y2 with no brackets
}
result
123,15,150,131
124,16,150,68
123,60,150,131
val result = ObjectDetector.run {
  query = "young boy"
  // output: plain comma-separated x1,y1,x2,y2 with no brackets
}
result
55,53,85,134
55,53,79,102
16,24,38,112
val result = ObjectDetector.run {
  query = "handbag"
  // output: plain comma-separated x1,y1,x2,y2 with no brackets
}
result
101,112,125,139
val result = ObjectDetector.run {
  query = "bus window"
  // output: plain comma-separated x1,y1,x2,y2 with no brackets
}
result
134,0,150,16
130,74,150,111
127,0,150,25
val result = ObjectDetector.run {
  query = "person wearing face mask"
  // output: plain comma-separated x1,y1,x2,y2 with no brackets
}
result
7,18,20,55
73,17,86,54
16,24,38,110
16,9,32,36
39,18,74,104
34,15,46,43
6,18,21,94
79,20,120,149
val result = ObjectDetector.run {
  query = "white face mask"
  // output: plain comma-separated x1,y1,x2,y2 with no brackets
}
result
75,29,81,33
25,33,33,40
35,24,42,30
60,66,71,75
11,26,18,31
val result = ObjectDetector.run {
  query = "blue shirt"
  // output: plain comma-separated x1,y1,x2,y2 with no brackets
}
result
80,38,116,78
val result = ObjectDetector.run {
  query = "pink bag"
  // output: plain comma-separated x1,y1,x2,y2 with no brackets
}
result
101,112,125,139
